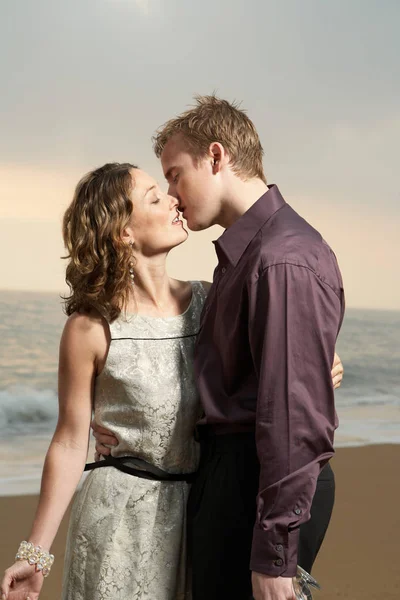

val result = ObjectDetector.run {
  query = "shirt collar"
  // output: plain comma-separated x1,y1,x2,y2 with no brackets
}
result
214,184,286,267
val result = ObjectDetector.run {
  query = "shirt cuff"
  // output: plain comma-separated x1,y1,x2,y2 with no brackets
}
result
250,526,299,577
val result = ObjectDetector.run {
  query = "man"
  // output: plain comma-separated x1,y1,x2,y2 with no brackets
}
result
95,95,344,599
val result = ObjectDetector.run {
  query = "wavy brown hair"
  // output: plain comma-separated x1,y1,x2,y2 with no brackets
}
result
62,162,138,322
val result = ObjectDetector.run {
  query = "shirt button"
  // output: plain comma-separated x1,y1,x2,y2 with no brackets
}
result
274,559,283,566
221,267,226,273
276,544,283,552
294,508,302,515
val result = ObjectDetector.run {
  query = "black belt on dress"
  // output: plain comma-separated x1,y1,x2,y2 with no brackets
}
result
84,454,197,483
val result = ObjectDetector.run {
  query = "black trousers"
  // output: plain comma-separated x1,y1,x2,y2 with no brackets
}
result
187,431,335,600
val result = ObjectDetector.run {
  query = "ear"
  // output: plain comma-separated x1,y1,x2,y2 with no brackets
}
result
121,225,135,246
208,142,227,174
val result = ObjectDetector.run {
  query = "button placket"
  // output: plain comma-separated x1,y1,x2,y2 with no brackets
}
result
214,263,227,295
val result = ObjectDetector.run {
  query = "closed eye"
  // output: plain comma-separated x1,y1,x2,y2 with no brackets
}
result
173,173,179,184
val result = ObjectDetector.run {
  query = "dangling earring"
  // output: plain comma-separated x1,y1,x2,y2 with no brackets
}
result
128,241,135,286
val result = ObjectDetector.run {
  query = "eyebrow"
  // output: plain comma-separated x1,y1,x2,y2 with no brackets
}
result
144,184,157,197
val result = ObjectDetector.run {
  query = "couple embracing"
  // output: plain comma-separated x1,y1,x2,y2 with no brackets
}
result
1,95,344,600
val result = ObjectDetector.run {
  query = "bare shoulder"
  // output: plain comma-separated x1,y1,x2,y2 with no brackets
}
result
63,310,105,335
200,280,212,294
61,310,109,356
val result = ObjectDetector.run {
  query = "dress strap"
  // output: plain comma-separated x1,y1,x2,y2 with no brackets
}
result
190,280,208,306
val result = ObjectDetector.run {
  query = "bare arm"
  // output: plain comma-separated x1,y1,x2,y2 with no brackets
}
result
1,312,105,599
28,313,101,548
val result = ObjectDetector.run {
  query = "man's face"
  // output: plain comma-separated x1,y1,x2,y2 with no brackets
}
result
160,134,222,231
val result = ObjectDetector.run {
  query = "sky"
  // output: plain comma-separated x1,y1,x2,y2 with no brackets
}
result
0,0,399,310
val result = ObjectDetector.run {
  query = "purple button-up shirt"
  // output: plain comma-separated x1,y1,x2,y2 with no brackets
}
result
194,185,345,577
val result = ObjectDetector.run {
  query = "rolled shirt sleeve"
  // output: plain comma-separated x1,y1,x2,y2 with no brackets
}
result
248,262,342,577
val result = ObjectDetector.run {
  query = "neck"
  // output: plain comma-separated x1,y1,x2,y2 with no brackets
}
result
218,177,268,229
128,253,172,311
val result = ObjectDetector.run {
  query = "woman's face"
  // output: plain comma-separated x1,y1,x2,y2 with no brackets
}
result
127,169,188,257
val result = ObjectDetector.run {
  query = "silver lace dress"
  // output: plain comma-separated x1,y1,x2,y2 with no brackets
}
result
61,281,206,600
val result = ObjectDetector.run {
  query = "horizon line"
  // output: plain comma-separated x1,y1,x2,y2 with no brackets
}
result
0,287,399,314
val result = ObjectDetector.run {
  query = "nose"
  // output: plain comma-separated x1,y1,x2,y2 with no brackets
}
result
169,194,179,210
167,182,177,198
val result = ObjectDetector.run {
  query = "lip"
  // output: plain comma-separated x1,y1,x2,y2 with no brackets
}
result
172,211,182,226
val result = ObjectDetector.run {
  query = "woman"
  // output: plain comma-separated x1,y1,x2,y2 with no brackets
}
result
1,162,343,600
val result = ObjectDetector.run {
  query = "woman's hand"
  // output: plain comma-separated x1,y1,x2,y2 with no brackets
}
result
1,560,44,600
91,420,118,460
331,352,344,389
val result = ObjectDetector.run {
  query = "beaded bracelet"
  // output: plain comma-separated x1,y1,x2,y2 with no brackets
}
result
15,541,54,577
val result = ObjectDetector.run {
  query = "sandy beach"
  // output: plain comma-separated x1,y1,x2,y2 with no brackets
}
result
1,444,399,600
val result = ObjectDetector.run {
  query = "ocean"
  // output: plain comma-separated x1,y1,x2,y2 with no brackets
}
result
0,289,399,496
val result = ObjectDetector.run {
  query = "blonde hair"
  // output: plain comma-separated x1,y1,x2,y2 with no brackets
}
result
153,94,266,183
62,162,138,322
